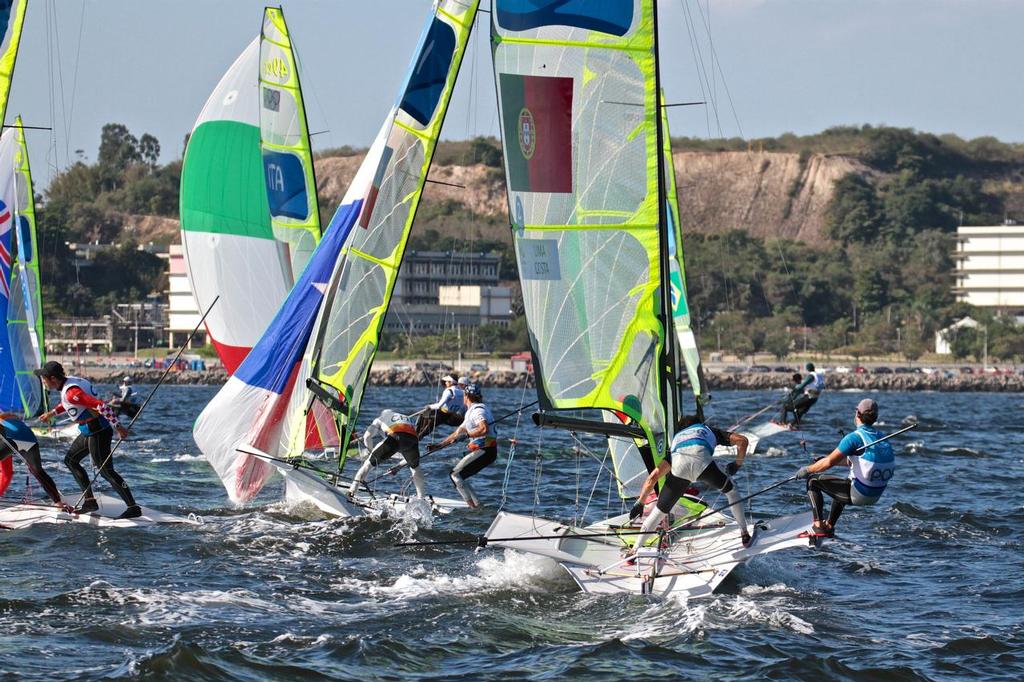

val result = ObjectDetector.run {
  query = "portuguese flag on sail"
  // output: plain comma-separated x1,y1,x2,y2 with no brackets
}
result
499,73,573,194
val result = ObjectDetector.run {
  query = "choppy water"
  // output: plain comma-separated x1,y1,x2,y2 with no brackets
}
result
1,385,1021,680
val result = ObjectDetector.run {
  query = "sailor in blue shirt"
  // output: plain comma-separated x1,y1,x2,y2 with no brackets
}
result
795,398,896,536
416,375,466,438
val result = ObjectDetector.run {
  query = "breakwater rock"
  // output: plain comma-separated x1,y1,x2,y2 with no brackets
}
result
74,366,1023,392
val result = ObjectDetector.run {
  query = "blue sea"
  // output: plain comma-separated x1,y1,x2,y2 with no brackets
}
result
0,386,1021,680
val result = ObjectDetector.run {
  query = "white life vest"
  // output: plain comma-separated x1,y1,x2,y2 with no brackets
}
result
462,403,496,448
807,371,826,395
60,376,100,424
670,424,719,454
847,427,896,505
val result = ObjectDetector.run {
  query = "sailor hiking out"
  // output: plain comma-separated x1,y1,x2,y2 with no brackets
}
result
0,413,67,509
795,398,895,537
430,383,496,509
111,376,140,419
34,361,140,518
416,375,465,438
349,409,427,499
776,362,825,426
631,416,754,551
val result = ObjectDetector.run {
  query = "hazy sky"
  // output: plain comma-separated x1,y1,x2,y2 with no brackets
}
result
6,0,1024,188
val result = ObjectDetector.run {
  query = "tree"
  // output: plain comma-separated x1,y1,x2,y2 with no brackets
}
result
825,174,883,243
139,133,161,169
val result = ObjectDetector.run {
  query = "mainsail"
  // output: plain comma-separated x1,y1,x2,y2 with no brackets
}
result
0,125,20,412
195,0,480,504
492,1,678,482
5,117,46,416
259,6,320,279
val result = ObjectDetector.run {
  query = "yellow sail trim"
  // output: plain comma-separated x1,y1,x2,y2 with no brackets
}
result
313,0,481,463
259,6,321,277
0,0,27,125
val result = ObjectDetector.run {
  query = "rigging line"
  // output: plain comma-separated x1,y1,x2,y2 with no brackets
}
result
677,0,710,137
425,178,467,189
680,0,718,136
499,373,531,510
775,239,801,307
63,0,86,168
578,445,608,523
684,0,721,137
49,0,71,168
43,1,57,181
692,0,744,138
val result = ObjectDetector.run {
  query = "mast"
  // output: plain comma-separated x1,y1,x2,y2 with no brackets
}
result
652,0,682,436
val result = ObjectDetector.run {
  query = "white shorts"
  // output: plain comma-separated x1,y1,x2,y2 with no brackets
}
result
670,444,712,482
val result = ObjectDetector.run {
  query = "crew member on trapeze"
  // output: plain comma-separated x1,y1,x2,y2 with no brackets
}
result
795,398,895,537
110,376,141,419
0,412,69,510
348,409,427,500
629,415,754,551
34,361,140,518
775,362,825,426
416,375,465,438
430,383,496,509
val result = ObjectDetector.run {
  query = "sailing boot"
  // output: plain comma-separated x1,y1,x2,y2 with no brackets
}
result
348,460,374,498
410,467,428,499
117,505,143,519
726,488,754,547
74,497,99,515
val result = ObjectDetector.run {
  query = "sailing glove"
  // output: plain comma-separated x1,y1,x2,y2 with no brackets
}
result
629,501,644,521
794,466,810,479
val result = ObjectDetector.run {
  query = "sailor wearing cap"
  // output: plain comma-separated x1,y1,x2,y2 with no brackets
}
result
795,398,896,536
416,374,466,438
431,383,496,508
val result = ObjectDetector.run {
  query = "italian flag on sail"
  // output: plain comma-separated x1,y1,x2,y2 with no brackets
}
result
499,74,573,194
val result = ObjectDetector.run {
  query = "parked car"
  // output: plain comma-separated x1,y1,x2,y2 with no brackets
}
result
390,364,411,372
723,366,745,373
772,366,791,373
893,367,921,374
834,365,852,374
469,362,489,373
958,366,974,374
873,366,893,374
853,365,868,374
747,365,771,373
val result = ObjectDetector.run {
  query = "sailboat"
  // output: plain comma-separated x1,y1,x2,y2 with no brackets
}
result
479,0,813,597
179,7,323,375
194,0,481,518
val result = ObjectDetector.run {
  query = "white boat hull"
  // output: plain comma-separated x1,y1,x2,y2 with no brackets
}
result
0,493,200,531
271,459,471,519
484,508,814,598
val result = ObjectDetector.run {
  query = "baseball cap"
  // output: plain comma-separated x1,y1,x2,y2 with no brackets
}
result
464,383,482,398
856,398,878,415
33,361,65,379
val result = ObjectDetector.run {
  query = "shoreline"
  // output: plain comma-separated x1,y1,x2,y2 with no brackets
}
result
73,367,1024,392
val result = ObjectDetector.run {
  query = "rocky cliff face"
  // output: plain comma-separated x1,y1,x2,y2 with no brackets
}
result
141,149,868,247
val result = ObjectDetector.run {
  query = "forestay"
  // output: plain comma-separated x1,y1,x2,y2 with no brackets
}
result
195,0,480,503
259,7,320,279
493,2,672,486
5,118,46,416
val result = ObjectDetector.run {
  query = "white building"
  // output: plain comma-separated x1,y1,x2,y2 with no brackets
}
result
166,243,205,348
934,316,978,355
954,223,1024,317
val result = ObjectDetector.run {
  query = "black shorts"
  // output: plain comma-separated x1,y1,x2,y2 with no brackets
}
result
369,433,420,469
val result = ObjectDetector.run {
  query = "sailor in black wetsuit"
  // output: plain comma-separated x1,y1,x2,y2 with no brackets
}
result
0,412,67,509
35,361,140,518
